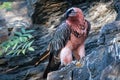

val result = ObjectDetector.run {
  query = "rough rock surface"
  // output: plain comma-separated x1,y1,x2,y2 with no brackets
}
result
46,1,120,79
0,17,8,43
0,0,32,37
0,0,120,80
47,15,120,80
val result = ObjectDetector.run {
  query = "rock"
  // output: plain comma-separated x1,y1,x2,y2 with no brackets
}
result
0,1,32,36
0,0,120,80
47,38,119,80
114,0,120,21
97,21,120,45
32,0,69,28
26,0,38,17
97,0,120,46
46,23,120,80
0,58,8,65
0,17,8,43
0,24,50,80
47,61,90,80
0,63,46,80
100,61,120,80
46,1,120,80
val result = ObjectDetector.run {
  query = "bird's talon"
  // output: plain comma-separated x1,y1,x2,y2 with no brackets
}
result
75,61,82,67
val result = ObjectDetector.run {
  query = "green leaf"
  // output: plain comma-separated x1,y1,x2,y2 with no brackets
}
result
17,50,21,55
19,37,27,42
0,27,35,57
12,50,18,56
21,28,26,33
15,44,23,51
19,37,23,42
19,37,28,42
25,30,34,33
13,39,20,44
8,41,14,46
6,50,14,55
22,49,26,55
1,41,8,47
5,45,11,52
28,47,35,51
23,37,28,42
10,36,18,41
28,35,33,39
0,2,12,10
12,43,18,50
22,42,29,49
23,34,33,39
28,41,34,47
14,32,22,36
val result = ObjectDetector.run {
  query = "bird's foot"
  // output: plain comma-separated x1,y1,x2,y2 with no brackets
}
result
76,61,82,67
75,57,85,67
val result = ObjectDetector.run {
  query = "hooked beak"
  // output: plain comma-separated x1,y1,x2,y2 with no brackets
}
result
65,8,77,19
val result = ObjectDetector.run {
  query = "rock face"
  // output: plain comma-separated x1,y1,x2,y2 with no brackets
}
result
0,17,8,43
32,0,69,28
47,18,120,80
0,0,32,37
46,1,120,79
101,61,120,80
0,0,120,80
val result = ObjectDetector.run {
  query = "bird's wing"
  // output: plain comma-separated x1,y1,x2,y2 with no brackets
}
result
85,19,91,36
50,21,71,55
43,21,71,78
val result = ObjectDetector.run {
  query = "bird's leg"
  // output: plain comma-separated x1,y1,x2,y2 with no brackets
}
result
59,47,73,68
75,44,85,67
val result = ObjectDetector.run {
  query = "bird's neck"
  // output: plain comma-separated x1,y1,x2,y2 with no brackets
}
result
66,17,87,35
66,18,85,29
67,17,80,23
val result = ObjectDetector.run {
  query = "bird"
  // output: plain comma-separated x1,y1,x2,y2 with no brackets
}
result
41,7,91,78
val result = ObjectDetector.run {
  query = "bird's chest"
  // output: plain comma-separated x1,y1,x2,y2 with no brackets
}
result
70,23,87,38
66,23,87,50
66,29,86,50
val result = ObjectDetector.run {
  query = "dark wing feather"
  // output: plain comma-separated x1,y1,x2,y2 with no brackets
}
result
50,22,71,52
85,19,91,36
43,21,71,78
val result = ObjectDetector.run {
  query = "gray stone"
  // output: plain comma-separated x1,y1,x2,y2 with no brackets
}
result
0,17,8,43
0,1,33,36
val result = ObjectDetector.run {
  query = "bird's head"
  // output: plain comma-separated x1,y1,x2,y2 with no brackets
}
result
65,7,84,20
65,7,86,28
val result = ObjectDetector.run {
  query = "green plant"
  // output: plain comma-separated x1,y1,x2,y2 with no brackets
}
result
0,2,12,11
0,28,35,56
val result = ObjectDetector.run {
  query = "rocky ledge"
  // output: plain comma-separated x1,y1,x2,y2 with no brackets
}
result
0,0,120,80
